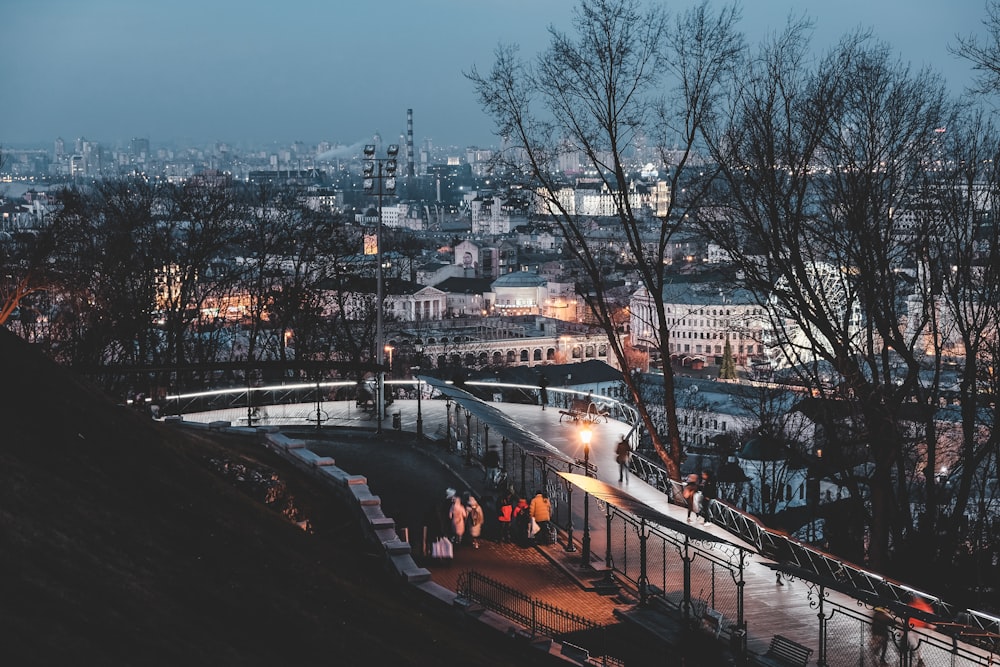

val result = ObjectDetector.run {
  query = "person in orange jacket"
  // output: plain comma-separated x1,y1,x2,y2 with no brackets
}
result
529,491,552,544
906,595,935,666
496,488,514,543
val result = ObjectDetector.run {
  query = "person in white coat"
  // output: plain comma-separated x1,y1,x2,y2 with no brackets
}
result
466,496,484,549
449,495,468,546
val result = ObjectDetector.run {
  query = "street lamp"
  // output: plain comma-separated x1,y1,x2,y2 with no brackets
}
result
445,397,453,450
415,374,423,439
384,344,394,378
580,424,592,567
412,342,423,440
363,142,399,434
464,408,473,466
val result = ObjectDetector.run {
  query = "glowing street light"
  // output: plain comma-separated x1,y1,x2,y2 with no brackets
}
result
384,344,394,378
363,142,399,433
412,342,424,439
580,424,593,567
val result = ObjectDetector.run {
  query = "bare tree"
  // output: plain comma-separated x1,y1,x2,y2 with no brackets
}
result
468,0,743,481
60,178,164,394
151,176,240,383
233,184,301,367
0,182,80,330
951,0,1000,96
703,23,956,569
921,109,1000,559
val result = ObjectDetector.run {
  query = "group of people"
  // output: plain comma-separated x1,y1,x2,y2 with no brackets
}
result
869,595,935,666
445,488,485,549
497,488,553,546
439,486,555,552
682,469,717,524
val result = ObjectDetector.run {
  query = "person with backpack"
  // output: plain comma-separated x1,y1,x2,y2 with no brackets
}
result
466,495,484,549
512,496,531,546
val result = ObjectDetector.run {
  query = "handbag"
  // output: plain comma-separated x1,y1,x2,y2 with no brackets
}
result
431,536,453,559
529,517,541,538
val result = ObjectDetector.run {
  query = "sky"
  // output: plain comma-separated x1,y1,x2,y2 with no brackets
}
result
0,0,991,152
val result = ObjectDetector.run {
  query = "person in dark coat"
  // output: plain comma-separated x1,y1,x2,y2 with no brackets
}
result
512,497,531,546
683,473,700,523
699,470,717,523
615,437,631,483
483,445,501,486
496,488,514,543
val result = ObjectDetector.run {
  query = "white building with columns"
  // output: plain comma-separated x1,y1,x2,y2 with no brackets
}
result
629,279,768,367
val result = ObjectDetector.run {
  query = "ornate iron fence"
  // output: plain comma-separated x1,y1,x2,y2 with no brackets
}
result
456,570,625,666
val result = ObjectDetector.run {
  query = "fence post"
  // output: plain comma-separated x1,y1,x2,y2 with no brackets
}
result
814,583,830,667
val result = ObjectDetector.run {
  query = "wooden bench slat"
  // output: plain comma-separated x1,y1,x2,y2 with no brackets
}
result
754,634,812,667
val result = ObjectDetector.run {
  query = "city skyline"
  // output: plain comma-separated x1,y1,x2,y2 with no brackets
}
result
0,0,990,152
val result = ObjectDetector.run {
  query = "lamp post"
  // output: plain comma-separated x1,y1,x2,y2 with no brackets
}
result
580,424,592,567
411,344,423,440
464,408,473,466
362,142,398,434
445,397,452,450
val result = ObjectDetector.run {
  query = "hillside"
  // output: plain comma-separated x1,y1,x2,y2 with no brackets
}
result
0,329,561,666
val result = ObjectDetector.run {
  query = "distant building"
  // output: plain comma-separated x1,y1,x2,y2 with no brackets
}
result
489,271,548,316
434,277,492,317
630,276,767,368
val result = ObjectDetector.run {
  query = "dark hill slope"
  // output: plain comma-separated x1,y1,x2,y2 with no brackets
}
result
0,329,559,666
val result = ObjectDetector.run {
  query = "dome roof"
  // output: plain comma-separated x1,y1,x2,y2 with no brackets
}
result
492,271,546,288
716,456,750,483
738,435,786,461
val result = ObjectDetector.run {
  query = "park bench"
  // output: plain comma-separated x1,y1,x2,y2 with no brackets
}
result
687,597,725,639
701,607,725,639
355,390,392,416
558,398,610,424
753,634,813,667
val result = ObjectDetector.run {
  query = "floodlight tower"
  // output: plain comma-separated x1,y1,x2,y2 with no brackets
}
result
363,142,399,433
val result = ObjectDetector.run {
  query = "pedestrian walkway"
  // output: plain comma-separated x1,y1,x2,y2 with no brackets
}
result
177,396,992,667
282,422,737,664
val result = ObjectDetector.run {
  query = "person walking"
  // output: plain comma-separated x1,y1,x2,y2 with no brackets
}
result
512,496,531,546
870,606,892,665
496,488,514,543
448,494,467,546
699,469,717,523
466,496,484,549
483,445,501,487
683,473,701,523
615,437,631,483
906,595,934,667
529,490,552,545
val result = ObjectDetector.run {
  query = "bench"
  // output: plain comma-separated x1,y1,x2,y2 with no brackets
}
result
753,634,813,667
558,399,610,424
702,607,725,638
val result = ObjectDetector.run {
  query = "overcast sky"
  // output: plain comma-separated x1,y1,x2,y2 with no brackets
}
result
0,0,990,151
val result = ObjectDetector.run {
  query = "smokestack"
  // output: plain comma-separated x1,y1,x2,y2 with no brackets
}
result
406,108,415,178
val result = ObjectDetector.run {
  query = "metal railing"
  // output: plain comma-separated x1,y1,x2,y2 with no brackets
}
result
484,437,750,641
168,382,1000,664
787,580,999,667
456,570,625,667
625,451,1000,662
